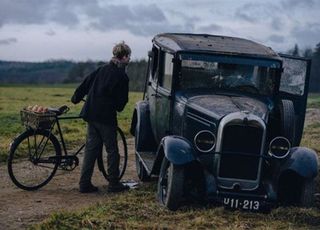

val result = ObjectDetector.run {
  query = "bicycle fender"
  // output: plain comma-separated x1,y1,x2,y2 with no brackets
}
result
160,135,196,165
281,147,319,178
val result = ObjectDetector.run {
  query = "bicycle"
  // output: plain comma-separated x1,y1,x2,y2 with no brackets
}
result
7,105,128,191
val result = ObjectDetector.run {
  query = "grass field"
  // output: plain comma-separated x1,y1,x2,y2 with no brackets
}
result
1,85,320,229
0,85,142,162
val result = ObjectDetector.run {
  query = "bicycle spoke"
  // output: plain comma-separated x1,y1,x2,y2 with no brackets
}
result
27,136,32,161
37,135,50,160
8,130,60,190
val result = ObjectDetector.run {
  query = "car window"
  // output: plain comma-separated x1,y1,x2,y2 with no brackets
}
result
150,47,159,82
159,53,174,91
280,56,307,96
178,54,280,96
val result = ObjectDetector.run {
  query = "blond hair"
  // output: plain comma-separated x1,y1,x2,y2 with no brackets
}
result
112,41,131,59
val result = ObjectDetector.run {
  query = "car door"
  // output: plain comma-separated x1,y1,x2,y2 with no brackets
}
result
278,54,312,146
147,46,160,142
154,51,174,142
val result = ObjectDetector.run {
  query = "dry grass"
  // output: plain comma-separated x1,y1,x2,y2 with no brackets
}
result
31,184,320,230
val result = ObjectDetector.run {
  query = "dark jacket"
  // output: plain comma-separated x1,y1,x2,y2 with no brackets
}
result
71,61,129,126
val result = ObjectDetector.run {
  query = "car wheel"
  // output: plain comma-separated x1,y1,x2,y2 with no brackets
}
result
135,154,150,181
157,158,184,211
299,178,315,208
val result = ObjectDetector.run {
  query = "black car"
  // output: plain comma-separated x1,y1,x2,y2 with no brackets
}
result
130,33,318,211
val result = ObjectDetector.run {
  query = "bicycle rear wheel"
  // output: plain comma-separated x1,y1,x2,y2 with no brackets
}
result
98,127,128,181
8,129,61,190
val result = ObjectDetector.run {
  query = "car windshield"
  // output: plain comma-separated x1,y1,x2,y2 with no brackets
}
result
178,54,281,96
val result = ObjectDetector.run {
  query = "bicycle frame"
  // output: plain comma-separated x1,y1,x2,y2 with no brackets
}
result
51,115,85,157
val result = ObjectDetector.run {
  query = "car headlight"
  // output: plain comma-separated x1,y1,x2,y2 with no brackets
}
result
194,130,216,153
268,137,291,159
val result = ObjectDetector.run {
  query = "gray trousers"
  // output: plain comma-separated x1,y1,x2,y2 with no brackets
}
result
79,121,120,186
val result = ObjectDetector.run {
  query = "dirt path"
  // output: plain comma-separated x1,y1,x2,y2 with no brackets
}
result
0,139,138,230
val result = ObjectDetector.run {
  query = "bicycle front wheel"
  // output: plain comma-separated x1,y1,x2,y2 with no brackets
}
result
99,127,128,181
8,129,61,190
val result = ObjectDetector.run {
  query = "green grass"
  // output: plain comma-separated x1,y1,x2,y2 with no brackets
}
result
307,93,320,108
0,85,142,162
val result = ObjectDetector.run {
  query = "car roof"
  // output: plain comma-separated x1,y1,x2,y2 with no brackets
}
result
153,33,281,60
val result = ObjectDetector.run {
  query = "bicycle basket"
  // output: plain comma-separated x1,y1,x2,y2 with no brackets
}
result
20,109,56,130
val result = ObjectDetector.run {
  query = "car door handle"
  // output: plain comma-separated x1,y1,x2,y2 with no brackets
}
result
151,93,162,98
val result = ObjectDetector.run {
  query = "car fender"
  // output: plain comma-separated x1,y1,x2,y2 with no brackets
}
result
130,101,156,151
130,100,147,136
160,135,196,165
280,147,319,178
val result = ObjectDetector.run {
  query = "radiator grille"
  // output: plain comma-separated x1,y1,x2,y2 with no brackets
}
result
219,124,263,180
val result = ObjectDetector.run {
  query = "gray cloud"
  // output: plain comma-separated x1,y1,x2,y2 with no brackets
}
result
281,0,316,10
291,23,320,47
87,4,166,29
45,30,56,36
197,24,223,33
234,2,282,23
0,0,47,26
165,9,200,32
0,1,188,36
270,17,285,31
167,9,200,22
268,34,285,43
0,0,83,27
0,38,17,45
86,4,190,36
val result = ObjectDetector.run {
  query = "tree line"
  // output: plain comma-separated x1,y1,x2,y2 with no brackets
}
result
0,59,147,92
0,42,319,92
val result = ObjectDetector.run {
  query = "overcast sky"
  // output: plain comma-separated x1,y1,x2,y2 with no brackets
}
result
0,0,319,61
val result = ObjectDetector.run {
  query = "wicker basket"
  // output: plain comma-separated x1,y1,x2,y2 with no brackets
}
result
20,109,56,130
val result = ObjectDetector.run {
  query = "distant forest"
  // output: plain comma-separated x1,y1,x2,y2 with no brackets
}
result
0,43,319,92
0,59,147,92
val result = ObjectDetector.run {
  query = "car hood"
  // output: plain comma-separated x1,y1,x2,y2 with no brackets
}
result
186,94,269,121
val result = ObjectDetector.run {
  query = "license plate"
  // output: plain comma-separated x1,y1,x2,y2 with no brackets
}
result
222,197,260,210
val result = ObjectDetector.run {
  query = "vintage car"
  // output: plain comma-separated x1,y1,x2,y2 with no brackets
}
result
130,33,318,211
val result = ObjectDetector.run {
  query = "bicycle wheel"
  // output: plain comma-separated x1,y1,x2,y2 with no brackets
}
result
8,129,61,190
98,127,128,181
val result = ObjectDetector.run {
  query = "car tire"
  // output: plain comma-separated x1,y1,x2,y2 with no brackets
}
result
279,99,295,145
135,154,150,181
157,158,184,211
299,178,315,208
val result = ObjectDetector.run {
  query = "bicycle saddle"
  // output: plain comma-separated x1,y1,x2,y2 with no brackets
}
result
48,105,70,115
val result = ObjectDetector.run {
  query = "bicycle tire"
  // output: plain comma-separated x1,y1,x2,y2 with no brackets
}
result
8,129,61,191
98,127,128,181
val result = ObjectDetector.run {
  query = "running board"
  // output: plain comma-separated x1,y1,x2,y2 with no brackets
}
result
136,151,156,175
